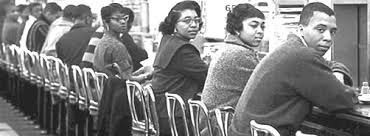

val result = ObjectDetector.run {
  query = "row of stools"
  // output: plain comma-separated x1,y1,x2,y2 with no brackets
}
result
0,43,315,136
0,43,108,136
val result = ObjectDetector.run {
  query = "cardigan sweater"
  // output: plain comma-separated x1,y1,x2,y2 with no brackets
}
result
228,34,355,136
93,32,133,78
201,34,259,111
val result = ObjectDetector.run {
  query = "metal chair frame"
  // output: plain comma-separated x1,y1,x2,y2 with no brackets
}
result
250,120,280,136
126,80,150,135
187,99,213,136
95,72,108,101
143,84,160,136
214,106,234,136
71,65,88,110
82,68,100,116
165,92,190,136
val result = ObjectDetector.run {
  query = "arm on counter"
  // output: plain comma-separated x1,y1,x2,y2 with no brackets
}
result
293,53,356,113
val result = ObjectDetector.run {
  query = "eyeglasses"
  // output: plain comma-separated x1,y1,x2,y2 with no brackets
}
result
177,17,202,25
109,15,130,22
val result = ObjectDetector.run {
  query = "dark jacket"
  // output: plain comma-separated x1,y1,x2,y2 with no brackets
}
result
2,17,20,45
26,15,50,52
120,33,148,71
97,77,132,136
228,34,355,136
152,34,208,118
56,23,95,66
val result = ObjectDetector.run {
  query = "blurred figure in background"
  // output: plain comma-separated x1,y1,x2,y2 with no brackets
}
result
120,6,148,71
151,1,208,136
26,2,61,52
2,4,21,45
56,4,94,136
200,3,265,136
57,4,94,66
41,5,76,57
17,2,42,49
0,0,10,44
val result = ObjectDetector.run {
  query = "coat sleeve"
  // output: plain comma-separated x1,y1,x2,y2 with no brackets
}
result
169,44,208,84
292,52,355,113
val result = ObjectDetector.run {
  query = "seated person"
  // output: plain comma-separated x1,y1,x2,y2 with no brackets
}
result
200,4,265,136
228,2,357,136
151,1,208,136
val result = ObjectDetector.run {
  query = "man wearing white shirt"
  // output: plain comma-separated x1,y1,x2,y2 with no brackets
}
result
18,3,42,50
40,5,75,57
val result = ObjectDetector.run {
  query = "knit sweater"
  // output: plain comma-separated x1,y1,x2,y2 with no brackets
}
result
201,34,259,111
228,34,355,136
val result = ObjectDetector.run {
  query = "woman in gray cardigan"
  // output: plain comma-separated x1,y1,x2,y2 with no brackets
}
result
200,3,265,136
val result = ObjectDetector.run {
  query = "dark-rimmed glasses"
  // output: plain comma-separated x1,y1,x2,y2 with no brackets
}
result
109,15,130,22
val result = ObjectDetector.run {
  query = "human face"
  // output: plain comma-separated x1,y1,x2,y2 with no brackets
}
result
174,9,201,41
238,17,265,47
30,5,42,18
6,6,20,21
108,12,129,34
45,11,61,23
299,11,337,56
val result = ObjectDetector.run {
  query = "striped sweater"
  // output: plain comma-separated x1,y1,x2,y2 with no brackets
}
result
26,15,50,53
80,26,104,68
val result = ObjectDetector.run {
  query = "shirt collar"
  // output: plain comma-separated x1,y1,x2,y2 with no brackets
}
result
293,32,308,47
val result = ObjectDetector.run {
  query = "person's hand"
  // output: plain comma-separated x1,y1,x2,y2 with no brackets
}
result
132,65,153,76
345,87,359,104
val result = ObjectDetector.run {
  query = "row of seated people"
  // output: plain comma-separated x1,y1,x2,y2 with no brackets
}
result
0,43,318,136
0,1,357,136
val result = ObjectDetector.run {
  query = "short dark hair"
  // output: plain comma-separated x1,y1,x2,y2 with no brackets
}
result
158,0,202,35
43,2,62,14
28,2,42,11
101,4,125,23
63,5,76,19
299,2,335,26
16,4,28,13
226,3,265,35
73,4,91,20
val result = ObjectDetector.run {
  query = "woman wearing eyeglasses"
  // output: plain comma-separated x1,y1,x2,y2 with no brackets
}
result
151,1,208,136
93,5,147,82
200,3,265,136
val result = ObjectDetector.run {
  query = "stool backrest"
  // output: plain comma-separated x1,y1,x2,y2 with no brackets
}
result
143,84,160,136
188,99,213,136
126,80,150,135
214,106,234,136
56,60,70,99
95,72,108,101
250,120,280,136
165,92,190,136
71,65,88,110
82,68,98,104
45,56,62,93
126,80,147,123
39,54,50,86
